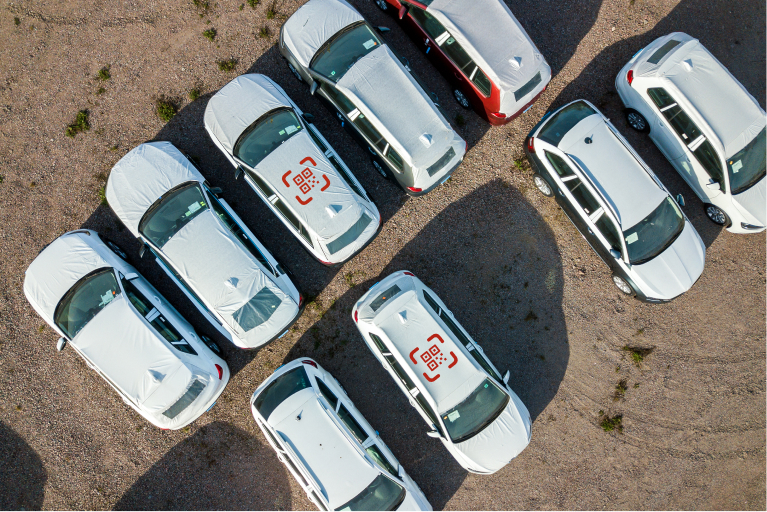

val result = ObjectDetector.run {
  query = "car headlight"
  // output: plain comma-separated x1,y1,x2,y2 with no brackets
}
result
741,222,765,230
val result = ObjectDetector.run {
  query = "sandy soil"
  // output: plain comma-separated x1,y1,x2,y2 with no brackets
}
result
0,0,764,509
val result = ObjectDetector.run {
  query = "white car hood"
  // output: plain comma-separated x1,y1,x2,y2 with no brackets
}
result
453,392,531,473
631,221,705,300
732,175,766,226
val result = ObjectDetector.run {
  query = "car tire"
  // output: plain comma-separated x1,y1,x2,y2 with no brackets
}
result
372,158,389,180
612,275,635,296
532,173,554,197
201,334,223,356
624,109,650,133
454,88,471,109
287,61,303,83
374,0,388,11
704,203,731,227
104,238,130,262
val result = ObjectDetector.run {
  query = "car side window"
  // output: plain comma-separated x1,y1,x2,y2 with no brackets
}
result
692,139,726,189
414,392,442,434
544,152,575,177
407,5,446,40
471,67,492,97
338,404,369,443
247,170,275,198
565,178,600,215
329,156,366,198
321,83,356,114
273,198,313,247
370,333,418,390
387,147,404,172
316,378,338,410
352,111,387,153
365,444,398,477
594,214,622,252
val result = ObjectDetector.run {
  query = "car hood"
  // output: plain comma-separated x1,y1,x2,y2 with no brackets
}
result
453,391,531,473
732,175,766,226
631,221,705,300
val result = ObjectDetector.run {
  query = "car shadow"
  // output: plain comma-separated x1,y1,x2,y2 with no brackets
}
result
0,421,47,510
113,421,293,511
542,0,765,248
280,180,569,509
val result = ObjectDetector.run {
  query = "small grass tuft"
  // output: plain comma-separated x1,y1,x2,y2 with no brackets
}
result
455,113,466,127
38,325,46,333
14,17,20,25
97,186,107,205
239,3,245,9
96,87,106,95
247,0,260,7
600,413,623,432
258,26,270,38
613,379,628,401
65,110,90,138
633,382,640,389
203,28,216,41
156,97,178,122
266,1,277,19
97,65,111,81
622,345,653,367
188,88,201,101
192,0,210,12
0,175,5,184
217,58,237,72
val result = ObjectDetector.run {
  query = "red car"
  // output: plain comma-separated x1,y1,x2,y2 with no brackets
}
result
377,0,551,125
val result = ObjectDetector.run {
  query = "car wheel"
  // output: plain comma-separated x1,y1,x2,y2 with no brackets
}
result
104,239,129,261
454,88,470,109
612,275,634,296
372,159,389,180
624,109,649,133
287,62,303,83
704,203,730,226
201,334,223,355
374,0,388,11
532,174,553,197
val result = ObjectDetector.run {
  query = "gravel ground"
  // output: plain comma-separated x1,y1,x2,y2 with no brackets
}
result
0,0,764,510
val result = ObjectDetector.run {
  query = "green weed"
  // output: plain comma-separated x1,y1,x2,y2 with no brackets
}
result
203,28,216,41
14,17,20,25
266,2,277,19
97,66,111,81
258,26,270,38
156,97,178,122
96,87,106,95
623,345,653,367
97,187,107,205
247,0,260,7
189,88,201,101
613,379,627,401
65,110,90,138
600,413,623,432
218,59,237,72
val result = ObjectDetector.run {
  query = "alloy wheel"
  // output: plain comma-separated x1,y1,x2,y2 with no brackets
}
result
534,175,552,196
627,111,646,131
454,89,470,108
375,0,388,10
706,205,727,225
612,275,633,295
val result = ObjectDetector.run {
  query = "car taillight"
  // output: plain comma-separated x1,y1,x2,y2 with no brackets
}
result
627,69,634,86
299,294,304,308
302,360,317,368
407,186,422,193
490,112,506,119
320,259,332,265
404,271,414,276
215,364,223,380
353,310,359,323
527,137,536,153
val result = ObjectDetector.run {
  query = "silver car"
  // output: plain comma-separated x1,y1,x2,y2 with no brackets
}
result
106,141,304,349
280,0,466,195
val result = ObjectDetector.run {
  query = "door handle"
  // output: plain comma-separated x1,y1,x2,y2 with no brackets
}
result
454,72,463,81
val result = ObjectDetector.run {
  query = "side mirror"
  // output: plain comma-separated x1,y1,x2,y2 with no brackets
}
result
398,464,404,477
503,370,510,385
398,5,407,19
609,248,621,259
56,337,67,352
675,193,685,206
303,112,315,122
376,26,391,33
234,166,243,180
124,272,139,281
138,240,146,259
209,186,223,197
426,429,441,439
706,181,721,191
309,81,319,96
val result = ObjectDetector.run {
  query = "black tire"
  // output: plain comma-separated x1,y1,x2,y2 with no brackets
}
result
532,173,554,197
372,158,389,180
612,274,635,296
454,88,471,109
104,238,129,262
704,203,731,227
200,334,223,355
287,61,303,83
374,0,389,11
624,109,650,133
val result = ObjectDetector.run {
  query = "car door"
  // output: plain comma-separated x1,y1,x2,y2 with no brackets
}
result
401,2,455,79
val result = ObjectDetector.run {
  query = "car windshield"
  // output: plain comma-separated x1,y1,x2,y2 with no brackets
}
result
54,268,121,339
727,127,765,195
254,366,311,421
234,108,303,168
310,22,382,83
139,182,208,248
337,474,406,511
623,197,684,265
441,378,509,444
538,101,596,146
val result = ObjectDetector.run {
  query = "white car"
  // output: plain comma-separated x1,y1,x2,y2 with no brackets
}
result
352,271,532,474
23,229,229,430
525,100,706,302
616,32,766,233
205,74,381,266
251,358,431,511
106,141,304,350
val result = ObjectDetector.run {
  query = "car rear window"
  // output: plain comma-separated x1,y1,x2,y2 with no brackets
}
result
163,379,206,419
426,146,456,177
647,39,680,64
233,287,282,332
514,72,542,102
326,213,374,255
538,101,596,146
254,366,311,421
370,284,401,312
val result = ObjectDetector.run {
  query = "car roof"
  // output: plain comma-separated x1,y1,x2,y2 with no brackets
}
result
252,130,366,242
72,295,197,410
653,37,766,157
427,0,545,94
268,387,380,509
336,45,455,174
106,142,206,238
373,288,486,413
557,113,668,228
24,231,114,321
160,210,296,345
204,74,293,156
281,0,364,69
